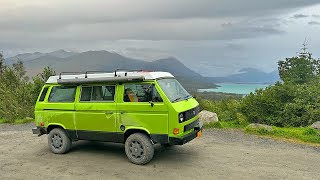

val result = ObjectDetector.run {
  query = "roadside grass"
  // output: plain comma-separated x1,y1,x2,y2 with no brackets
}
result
204,121,320,144
0,118,34,124
246,126,320,144
203,121,248,129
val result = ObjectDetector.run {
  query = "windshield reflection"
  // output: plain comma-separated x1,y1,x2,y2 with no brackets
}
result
157,78,191,102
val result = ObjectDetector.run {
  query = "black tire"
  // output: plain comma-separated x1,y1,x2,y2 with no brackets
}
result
48,128,72,154
125,133,154,165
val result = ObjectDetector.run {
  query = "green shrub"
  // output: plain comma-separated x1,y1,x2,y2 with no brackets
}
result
203,121,223,128
197,97,246,123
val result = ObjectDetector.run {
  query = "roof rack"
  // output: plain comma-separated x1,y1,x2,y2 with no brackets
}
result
58,72,84,79
59,69,153,79
48,71,174,84
57,75,145,85
114,69,152,77
84,71,112,78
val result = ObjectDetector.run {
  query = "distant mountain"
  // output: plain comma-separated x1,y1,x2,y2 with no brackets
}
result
6,49,78,65
208,68,279,83
6,50,217,91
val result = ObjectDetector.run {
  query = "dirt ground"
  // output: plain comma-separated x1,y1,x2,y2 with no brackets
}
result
0,123,320,180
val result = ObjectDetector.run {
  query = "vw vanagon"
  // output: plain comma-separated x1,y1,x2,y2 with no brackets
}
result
32,70,202,164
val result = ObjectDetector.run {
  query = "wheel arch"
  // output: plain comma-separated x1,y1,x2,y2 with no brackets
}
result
124,127,151,142
47,123,66,134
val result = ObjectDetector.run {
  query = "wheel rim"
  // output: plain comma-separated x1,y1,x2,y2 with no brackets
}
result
51,134,63,149
129,140,144,159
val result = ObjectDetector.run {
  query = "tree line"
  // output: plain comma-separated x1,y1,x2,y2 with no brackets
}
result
0,53,55,122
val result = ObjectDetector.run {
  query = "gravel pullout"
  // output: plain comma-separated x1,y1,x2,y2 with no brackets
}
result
0,123,319,179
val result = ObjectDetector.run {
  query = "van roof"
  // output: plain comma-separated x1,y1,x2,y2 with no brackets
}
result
46,71,174,84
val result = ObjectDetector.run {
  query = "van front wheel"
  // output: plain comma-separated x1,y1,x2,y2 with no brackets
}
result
125,133,154,165
48,128,72,154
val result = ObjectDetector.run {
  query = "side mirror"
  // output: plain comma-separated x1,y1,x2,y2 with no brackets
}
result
149,101,154,107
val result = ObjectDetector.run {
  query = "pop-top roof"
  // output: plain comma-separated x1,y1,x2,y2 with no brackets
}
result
46,71,174,84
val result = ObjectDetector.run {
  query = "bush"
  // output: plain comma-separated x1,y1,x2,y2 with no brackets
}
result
203,121,223,128
240,82,295,127
197,97,247,122
240,79,320,127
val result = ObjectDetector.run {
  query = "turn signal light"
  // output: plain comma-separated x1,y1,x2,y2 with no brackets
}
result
173,128,179,135
40,122,44,127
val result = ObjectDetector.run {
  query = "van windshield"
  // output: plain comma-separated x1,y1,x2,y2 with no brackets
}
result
157,78,192,102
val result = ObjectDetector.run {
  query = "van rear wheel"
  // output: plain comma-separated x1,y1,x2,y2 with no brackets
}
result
125,133,154,165
48,128,72,154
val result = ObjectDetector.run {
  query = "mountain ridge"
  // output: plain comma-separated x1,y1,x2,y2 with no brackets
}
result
207,67,279,83
7,50,279,87
6,50,217,91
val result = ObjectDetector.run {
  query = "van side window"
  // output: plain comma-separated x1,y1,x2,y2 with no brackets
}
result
39,87,49,102
48,86,77,102
80,85,115,102
124,84,163,102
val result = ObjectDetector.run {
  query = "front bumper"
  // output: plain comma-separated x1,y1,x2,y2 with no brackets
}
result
169,121,203,145
32,126,47,136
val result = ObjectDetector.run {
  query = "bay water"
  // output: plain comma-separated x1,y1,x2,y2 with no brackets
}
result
198,83,270,94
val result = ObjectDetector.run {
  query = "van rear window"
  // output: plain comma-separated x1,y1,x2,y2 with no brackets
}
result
39,87,49,102
48,86,76,102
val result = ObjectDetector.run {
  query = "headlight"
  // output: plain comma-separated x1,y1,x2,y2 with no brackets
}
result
179,113,184,123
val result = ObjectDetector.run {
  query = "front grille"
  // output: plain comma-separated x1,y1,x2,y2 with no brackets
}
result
180,106,200,123
184,119,199,132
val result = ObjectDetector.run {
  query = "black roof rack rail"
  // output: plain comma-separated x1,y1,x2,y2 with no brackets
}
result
59,72,84,79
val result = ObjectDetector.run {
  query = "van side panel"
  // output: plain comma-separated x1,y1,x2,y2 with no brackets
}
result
74,84,118,141
35,85,77,136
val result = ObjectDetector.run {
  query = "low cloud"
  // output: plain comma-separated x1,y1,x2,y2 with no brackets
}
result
221,22,233,27
308,21,320,25
291,14,309,19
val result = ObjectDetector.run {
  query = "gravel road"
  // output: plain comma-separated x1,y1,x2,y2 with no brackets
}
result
0,123,320,180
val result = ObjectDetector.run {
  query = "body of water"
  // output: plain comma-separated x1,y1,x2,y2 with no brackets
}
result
198,83,270,94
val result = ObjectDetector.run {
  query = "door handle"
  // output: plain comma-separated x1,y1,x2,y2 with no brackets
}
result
120,111,125,114
105,111,114,114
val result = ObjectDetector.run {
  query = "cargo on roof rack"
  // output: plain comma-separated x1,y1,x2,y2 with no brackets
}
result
46,70,174,84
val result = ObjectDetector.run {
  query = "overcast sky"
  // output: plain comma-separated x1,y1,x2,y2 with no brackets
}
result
1,0,320,76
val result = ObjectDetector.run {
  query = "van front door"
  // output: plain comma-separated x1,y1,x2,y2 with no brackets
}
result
118,83,168,138
75,85,119,142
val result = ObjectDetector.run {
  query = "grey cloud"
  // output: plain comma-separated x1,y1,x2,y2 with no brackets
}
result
291,14,309,19
221,22,233,27
0,0,320,77
225,43,245,51
308,21,320,25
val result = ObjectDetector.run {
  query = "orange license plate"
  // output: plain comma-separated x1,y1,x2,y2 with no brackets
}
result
197,130,202,138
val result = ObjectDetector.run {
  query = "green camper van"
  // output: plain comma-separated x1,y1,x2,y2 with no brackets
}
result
32,70,202,165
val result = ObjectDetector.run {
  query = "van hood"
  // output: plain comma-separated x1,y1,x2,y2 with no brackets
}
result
170,98,199,113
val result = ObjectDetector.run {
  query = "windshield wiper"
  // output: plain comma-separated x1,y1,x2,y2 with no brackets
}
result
172,95,193,102
172,97,183,102
182,95,193,100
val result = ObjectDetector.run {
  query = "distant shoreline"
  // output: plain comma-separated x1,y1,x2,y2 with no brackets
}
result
198,83,271,94
213,82,272,85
